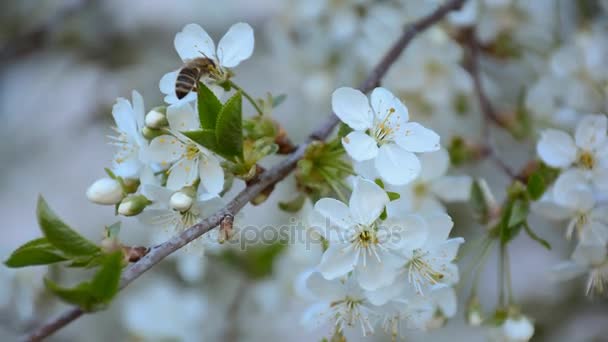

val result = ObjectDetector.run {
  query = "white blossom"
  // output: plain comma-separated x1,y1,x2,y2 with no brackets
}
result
552,243,608,296
160,22,254,104
145,102,224,196
311,177,427,291
86,177,123,205
109,90,147,179
332,87,440,185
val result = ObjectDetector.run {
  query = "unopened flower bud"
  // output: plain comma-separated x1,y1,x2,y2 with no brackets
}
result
118,195,151,216
144,107,168,129
142,126,164,140
502,316,534,341
170,191,194,212
466,296,483,326
86,178,124,205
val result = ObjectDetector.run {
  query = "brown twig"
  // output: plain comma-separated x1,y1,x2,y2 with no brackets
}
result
23,1,467,340
462,29,519,180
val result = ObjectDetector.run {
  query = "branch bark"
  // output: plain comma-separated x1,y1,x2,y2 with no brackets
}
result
23,0,467,340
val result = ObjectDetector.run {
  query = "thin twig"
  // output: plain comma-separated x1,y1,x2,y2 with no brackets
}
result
23,1,467,340
463,30,519,180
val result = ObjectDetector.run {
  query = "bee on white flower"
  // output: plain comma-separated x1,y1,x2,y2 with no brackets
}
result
310,177,428,291
160,22,254,104
109,90,148,180
332,87,440,185
144,102,224,197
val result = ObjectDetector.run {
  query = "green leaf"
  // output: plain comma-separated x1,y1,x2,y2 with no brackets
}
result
337,123,353,139
4,238,67,268
278,195,306,212
90,252,123,302
182,129,218,152
387,191,400,201
44,278,97,311
379,207,388,220
197,82,222,129
507,199,529,228
469,180,489,223
374,178,385,189
523,222,551,250
215,91,243,160
527,173,545,200
272,94,287,108
37,196,101,257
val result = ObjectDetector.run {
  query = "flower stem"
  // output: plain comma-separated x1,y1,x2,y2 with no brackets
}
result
229,81,264,116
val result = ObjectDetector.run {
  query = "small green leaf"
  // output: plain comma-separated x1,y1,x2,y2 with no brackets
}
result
337,123,353,139
182,129,218,152
507,199,529,228
215,91,243,160
197,82,223,129
387,191,400,201
90,251,123,302
527,173,545,200
278,195,306,212
44,278,97,311
37,196,101,257
272,94,287,108
523,222,551,250
374,178,385,189
104,168,117,179
4,238,67,268
379,207,388,220
469,180,489,223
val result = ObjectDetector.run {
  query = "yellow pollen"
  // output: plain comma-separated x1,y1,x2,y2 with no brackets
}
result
413,182,427,197
578,152,595,170
185,144,200,160
357,230,378,247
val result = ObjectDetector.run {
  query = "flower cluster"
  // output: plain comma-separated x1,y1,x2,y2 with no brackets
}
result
86,22,255,248
535,114,608,296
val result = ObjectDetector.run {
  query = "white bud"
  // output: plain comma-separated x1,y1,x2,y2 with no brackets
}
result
118,195,151,216
144,108,167,129
170,191,194,212
502,316,534,342
86,178,123,205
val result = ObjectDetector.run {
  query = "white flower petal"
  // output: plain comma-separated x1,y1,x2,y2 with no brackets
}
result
575,114,607,150
375,144,421,186
356,254,398,291
433,286,457,317
370,87,409,126
141,184,173,205
553,169,595,211
314,198,353,231
159,70,197,105
305,272,345,301
167,102,199,131
537,129,577,168
592,167,608,192
419,148,449,182
112,97,137,138
349,177,389,226
331,87,373,131
550,262,586,282
342,131,378,161
365,280,402,306
131,90,145,132
174,23,215,61
217,22,254,68
395,122,440,153
382,215,428,251
318,243,357,279
424,213,453,245
167,158,198,190
431,175,472,202
198,155,224,196
145,135,184,164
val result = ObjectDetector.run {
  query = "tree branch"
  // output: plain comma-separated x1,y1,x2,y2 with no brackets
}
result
463,29,519,180
23,0,467,340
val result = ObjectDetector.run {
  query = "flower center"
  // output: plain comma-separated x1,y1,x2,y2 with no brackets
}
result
407,250,445,294
425,60,444,77
185,143,200,160
372,107,398,145
413,182,428,198
354,229,378,248
578,151,596,170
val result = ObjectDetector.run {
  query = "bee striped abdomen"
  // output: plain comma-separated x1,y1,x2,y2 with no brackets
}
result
175,67,201,100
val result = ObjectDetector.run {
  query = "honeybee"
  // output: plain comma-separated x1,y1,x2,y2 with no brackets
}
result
175,57,217,99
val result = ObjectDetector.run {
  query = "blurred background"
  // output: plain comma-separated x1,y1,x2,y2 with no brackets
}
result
1,0,607,341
